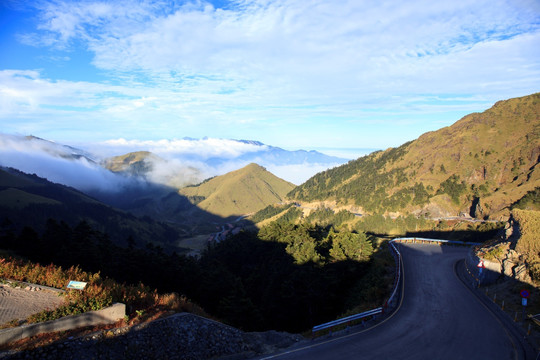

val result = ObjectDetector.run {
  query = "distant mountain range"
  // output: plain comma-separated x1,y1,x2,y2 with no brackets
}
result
0,134,348,188
0,133,349,243
100,138,348,187
288,93,540,220
0,93,538,249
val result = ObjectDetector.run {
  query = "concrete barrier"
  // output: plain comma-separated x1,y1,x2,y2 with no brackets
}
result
0,303,125,346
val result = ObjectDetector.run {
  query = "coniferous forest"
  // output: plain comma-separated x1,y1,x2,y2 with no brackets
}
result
0,215,395,333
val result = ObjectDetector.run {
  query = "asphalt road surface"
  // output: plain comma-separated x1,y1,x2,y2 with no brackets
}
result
258,243,533,360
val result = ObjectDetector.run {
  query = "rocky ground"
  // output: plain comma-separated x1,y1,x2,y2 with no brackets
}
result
0,313,304,359
473,216,540,349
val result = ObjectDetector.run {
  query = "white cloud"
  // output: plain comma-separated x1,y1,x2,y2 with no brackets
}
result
30,0,540,91
265,163,340,185
0,133,341,189
1,0,539,149
101,137,268,159
0,134,136,193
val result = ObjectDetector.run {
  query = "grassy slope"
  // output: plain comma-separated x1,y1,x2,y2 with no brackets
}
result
289,93,540,219
102,151,159,173
512,209,540,269
0,188,61,209
0,168,101,205
179,163,295,218
399,93,540,216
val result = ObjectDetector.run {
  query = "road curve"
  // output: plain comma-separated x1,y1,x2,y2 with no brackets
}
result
258,243,530,360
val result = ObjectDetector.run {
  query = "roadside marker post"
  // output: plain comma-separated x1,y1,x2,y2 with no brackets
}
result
520,289,530,321
477,260,485,287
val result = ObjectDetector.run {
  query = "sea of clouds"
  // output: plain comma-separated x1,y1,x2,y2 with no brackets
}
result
0,134,363,194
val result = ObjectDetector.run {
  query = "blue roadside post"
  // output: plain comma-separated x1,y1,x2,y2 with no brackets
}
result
520,289,530,321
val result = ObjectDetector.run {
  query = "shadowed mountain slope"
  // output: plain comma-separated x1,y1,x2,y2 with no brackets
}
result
0,167,181,249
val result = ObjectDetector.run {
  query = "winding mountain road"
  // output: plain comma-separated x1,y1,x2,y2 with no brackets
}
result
258,243,534,360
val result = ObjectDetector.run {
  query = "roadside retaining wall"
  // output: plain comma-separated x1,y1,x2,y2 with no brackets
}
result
0,303,125,346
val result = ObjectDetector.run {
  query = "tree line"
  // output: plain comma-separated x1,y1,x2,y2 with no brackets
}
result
0,216,393,333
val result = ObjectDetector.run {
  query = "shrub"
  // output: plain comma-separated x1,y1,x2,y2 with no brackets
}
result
0,257,197,324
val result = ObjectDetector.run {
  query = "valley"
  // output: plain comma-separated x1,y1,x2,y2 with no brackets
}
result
0,93,538,357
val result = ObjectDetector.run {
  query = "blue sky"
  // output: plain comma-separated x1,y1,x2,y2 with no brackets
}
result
1,0,539,156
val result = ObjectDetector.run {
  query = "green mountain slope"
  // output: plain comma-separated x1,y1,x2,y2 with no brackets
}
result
102,151,202,189
102,151,159,175
179,163,295,218
288,93,540,219
0,167,180,248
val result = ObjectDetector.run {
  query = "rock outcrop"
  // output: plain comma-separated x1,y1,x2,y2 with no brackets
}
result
475,211,538,285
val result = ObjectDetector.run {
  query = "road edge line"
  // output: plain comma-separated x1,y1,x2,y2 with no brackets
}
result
454,259,536,360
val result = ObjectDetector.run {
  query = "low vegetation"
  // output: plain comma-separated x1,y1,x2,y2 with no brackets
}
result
512,187,540,211
512,209,540,282
0,212,398,333
288,93,540,218
251,204,504,241
0,257,204,326
179,163,295,218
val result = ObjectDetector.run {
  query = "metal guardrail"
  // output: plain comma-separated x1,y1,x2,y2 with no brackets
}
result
385,240,402,308
312,307,383,333
311,237,480,335
391,237,482,246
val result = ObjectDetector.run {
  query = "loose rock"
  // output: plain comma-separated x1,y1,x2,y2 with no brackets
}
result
0,313,303,360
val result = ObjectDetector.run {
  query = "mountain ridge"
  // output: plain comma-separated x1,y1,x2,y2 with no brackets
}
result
288,93,540,219
0,166,181,249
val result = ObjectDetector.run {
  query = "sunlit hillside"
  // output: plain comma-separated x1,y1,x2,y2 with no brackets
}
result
179,163,295,218
288,93,540,220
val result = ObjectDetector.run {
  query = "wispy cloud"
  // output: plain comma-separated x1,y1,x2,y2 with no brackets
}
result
1,0,539,149
100,137,268,159
0,134,137,192
0,133,347,190
32,0,539,82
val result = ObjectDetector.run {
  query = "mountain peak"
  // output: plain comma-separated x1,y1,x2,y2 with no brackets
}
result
179,162,294,218
236,139,266,146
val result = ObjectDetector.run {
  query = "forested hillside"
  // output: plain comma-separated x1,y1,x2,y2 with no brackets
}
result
288,93,540,220
0,167,180,249
0,200,395,333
